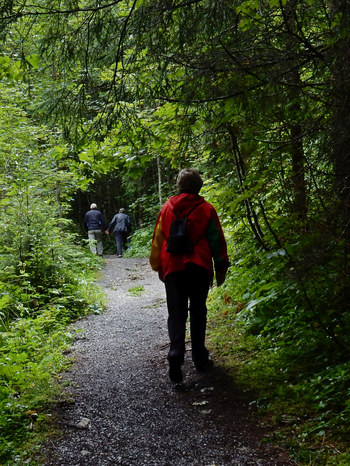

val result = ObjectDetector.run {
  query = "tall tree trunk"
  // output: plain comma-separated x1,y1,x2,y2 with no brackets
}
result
331,0,350,275
157,154,162,207
283,0,307,219
289,99,307,219
56,181,63,230
227,125,269,251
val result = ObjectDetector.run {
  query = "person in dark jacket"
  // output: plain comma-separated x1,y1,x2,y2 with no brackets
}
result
84,203,108,256
150,168,229,383
108,208,131,257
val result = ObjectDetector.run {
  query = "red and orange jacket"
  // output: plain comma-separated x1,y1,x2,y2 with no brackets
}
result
150,192,229,281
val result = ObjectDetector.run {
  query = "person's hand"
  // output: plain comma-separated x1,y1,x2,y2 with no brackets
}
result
216,268,226,287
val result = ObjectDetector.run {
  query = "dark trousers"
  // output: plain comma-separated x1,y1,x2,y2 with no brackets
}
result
115,232,128,256
164,264,210,367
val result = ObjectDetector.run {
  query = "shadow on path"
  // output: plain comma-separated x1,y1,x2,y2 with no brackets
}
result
43,257,295,465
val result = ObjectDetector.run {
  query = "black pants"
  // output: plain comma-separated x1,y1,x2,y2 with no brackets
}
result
164,264,210,367
115,231,128,256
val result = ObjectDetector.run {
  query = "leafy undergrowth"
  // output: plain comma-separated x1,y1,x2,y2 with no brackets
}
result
0,313,72,464
0,262,105,465
206,287,350,465
123,226,153,258
0,85,108,464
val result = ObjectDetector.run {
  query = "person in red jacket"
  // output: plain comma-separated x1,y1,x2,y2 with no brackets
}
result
150,168,229,383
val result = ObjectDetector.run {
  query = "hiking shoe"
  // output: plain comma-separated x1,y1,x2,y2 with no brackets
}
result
195,358,214,373
169,361,183,383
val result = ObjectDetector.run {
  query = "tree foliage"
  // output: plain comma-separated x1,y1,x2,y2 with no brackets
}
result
0,79,105,461
1,0,350,462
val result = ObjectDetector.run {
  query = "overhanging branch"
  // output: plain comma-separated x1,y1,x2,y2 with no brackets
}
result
1,0,123,21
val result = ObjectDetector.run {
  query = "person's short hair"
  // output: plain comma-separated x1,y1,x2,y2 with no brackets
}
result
90,203,97,209
119,208,126,213
176,168,203,194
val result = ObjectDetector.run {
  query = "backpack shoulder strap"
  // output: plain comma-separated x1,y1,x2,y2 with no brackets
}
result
174,199,204,219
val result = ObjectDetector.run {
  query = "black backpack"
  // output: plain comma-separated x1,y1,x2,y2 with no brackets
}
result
166,201,203,255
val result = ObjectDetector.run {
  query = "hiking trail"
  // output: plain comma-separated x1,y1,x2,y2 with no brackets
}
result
44,256,294,465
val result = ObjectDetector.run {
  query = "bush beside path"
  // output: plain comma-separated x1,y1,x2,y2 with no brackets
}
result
44,257,294,465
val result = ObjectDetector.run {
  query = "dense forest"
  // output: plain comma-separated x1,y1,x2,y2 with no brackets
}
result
1,0,350,464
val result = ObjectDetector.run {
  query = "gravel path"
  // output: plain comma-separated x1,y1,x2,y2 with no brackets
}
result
44,256,294,465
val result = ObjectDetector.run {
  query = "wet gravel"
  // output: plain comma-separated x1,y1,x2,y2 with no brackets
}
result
44,256,294,465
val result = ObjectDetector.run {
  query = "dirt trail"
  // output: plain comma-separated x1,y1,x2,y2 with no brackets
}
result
44,257,294,465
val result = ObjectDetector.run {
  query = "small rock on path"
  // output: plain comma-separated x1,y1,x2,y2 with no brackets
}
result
44,257,294,465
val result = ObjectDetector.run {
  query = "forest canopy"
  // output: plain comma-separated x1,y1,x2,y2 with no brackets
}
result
1,0,350,463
